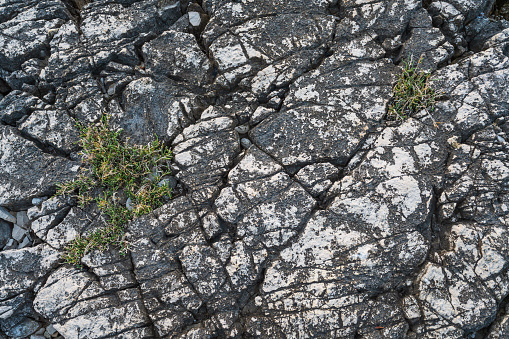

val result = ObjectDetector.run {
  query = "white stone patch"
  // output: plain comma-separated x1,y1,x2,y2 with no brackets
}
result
366,147,417,178
349,243,376,267
294,84,320,102
331,195,391,236
484,159,509,180
210,37,247,70
226,241,256,290
251,65,278,95
279,213,364,268
215,187,243,223
221,64,252,83
182,117,234,140
34,267,92,316
228,150,282,182
376,176,422,218
414,143,433,166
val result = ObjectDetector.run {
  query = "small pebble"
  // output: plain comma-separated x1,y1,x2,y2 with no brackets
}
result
126,198,133,211
234,125,249,134
158,177,177,189
188,12,201,27
0,206,16,223
12,224,27,242
31,197,48,206
241,138,252,149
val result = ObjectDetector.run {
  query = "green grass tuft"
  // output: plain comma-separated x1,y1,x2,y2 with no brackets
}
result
387,56,438,121
56,115,173,266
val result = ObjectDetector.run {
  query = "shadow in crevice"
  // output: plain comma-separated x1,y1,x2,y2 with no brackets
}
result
491,0,509,20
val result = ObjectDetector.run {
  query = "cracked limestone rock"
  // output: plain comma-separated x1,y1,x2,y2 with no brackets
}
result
0,0,508,338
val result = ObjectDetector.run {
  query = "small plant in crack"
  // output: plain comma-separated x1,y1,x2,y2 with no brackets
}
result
56,115,173,266
387,55,438,121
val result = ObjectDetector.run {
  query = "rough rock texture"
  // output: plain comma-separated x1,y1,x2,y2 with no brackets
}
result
1,0,509,338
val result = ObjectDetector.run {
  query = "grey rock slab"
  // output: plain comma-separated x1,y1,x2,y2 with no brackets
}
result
5,58,46,91
251,59,396,167
34,266,154,338
172,108,240,204
247,292,408,338
294,163,339,197
0,0,70,72
81,248,137,292
19,109,80,153
214,146,316,295
43,207,103,251
0,125,79,209
486,305,509,339
142,30,212,85
0,244,60,301
437,0,496,22
0,91,41,125
340,0,422,38
0,221,10,248
0,290,42,337
34,267,96,320
52,300,150,338
124,196,244,337
0,293,26,321
203,0,336,46
11,224,26,242
247,117,449,337
399,26,454,71
250,48,327,99
250,106,275,125
111,77,198,145
15,211,28,228
420,124,509,336
208,13,334,86
45,324,57,336
28,196,70,223
0,207,16,224
4,0,509,337
471,22,509,52
30,208,69,239
43,0,181,85
3,317,40,338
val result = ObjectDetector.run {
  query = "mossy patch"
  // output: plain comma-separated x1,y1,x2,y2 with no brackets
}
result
387,56,438,121
57,115,173,266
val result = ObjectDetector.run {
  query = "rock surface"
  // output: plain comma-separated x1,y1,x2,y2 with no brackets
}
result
1,0,509,338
